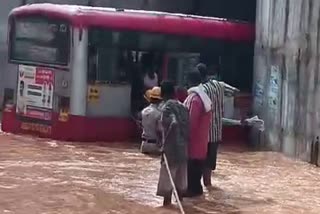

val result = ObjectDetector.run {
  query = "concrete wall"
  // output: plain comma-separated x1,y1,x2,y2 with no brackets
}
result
254,0,320,162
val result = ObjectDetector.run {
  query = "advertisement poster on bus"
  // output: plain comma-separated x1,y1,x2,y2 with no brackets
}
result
16,65,54,121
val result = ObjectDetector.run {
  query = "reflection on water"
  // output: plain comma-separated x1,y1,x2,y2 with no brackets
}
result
0,132,319,214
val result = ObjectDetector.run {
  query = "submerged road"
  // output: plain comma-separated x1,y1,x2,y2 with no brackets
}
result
0,132,319,214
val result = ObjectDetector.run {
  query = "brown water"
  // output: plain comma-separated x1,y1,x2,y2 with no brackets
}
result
0,132,319,214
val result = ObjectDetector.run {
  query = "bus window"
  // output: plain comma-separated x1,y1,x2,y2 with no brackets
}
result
87,47,135,84
88,28,253,91
88,46,98,82
95,48,125,83
167,57,178,84
9,16,70,66
167,53,200,87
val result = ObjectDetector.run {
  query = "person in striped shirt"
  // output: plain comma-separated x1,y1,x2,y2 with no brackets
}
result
196,63,240,187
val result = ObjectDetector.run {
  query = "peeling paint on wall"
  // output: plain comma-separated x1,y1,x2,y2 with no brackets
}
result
255,0,320,161
268,65,280,111
254,80,263,107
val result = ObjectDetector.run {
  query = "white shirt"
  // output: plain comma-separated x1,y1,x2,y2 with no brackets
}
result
143,73,158,89
141,103,161,140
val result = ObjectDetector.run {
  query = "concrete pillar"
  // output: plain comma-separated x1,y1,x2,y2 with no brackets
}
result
70,27,88,116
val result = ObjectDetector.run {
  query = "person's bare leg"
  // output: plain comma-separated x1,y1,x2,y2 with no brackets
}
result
203,168,212,187
163,195,172,206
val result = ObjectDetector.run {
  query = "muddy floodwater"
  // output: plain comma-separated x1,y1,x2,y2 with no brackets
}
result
0,132,320,214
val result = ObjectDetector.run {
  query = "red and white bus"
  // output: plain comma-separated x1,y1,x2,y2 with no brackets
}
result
2,3,255,142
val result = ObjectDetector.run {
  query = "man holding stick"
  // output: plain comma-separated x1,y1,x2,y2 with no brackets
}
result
156,81,189,206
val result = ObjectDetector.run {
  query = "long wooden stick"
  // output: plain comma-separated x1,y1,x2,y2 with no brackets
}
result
163,154,185,214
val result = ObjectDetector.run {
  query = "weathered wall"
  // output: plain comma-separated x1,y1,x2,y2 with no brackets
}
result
254,0,320,162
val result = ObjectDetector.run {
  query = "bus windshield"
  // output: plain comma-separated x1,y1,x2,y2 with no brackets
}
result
9,16,70,66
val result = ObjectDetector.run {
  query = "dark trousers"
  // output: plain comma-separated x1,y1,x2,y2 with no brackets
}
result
205,142,220,170
187,159,205,195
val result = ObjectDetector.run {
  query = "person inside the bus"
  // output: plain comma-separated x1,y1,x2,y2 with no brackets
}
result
143,68,158,89
130,64,145,116
140,86,162,155
157,80,189,206
142,53,159,90
119,50,136,82
183,71,212,197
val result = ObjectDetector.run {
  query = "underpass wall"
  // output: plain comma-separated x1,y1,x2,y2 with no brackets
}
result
254,0,320,162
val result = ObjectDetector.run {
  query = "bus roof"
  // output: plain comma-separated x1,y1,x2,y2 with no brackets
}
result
9,3,255,42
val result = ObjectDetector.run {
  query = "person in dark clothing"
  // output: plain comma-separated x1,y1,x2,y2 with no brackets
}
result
156,80,189,206
131,64,145,116
183,71,212,197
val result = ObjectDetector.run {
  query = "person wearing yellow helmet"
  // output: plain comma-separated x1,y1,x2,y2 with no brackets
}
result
140,86,163,155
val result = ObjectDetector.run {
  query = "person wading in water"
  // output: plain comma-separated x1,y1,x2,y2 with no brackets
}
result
198,63,239,187
183,71,212,197
156,80,189,206
140,87,162,155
